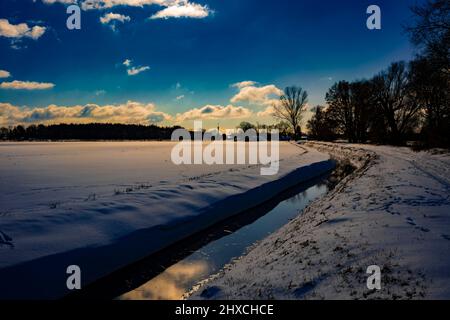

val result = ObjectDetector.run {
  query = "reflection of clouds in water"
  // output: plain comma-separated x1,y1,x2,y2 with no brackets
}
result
286,184,327,204
120,260,210,300
286,190,307,204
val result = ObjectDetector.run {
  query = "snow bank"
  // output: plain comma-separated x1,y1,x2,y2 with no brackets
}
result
189,142,450,300
0,142,333,299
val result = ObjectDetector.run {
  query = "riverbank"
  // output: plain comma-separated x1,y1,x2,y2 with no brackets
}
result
188,142,450,300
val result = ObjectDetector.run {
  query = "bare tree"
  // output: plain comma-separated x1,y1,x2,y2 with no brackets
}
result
372,62,422,144
324,80,375,143
306,105,337,141
405,0,450,147
272,86,308,139
405,0,450,50
325,81,354,142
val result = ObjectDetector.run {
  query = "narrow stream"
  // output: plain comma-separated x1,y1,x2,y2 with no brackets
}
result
118,175,330,300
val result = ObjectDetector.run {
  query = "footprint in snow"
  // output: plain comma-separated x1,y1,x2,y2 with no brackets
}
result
0,230,14,248
415,226,430,233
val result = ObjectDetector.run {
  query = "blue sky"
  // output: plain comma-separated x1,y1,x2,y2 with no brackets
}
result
0,0,421,129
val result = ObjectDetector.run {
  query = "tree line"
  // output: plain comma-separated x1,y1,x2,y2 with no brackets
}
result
307,0,449,148
0,123,183,141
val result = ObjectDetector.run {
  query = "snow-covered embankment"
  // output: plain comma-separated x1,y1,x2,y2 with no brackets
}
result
189,142,450,300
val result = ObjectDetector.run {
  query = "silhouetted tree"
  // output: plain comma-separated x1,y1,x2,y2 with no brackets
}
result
273,121,291,137
238,121,256,131
406,0,449,52
325,81,354,142
351,80,377,143
307,106,337,141
272,86,308,139
371,62,422,145
405,0,450,147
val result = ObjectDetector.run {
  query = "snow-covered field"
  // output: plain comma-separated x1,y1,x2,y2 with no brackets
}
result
189,142,450,300
0,141,333,299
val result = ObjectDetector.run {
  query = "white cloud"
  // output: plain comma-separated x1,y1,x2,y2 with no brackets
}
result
150,2,211,19
122,59,150,76
231,81,257,89
175,95,185,100
0,70,11,78
81,0,180,10
175,104,252,122
0,80,55,90
100,12,131,25
41,0,78,4
127,65,150,76
231,84,283,106
0,19,46,40
0,101,172,126
122,59,150,75
123,59,132,67
80,0,211,19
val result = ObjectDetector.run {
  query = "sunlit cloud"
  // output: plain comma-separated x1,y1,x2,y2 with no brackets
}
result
230,83,283,106
0,80,55,90
0,19,46,40
256,105,276,117
150,2,211,19
127,65,150,76
80,0,211,19
121,59,150,76
81,0,174,10
0,70,11,78
231,80,257,89
175,104,253,122
100,12,131,25
41,0,78,4
0,101,172,127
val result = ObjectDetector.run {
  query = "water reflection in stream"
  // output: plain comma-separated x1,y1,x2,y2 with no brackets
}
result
120,178,329,300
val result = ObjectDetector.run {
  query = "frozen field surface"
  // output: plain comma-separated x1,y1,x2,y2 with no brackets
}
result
0,141,333,299
189,143,450,300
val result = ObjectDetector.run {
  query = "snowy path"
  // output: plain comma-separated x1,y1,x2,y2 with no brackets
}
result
189,143,450,300
0,142,333,299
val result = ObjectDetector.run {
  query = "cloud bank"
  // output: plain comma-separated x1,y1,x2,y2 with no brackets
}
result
0,102,256,127
0,81,55,90
0,101,172,127
0,19,46,40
